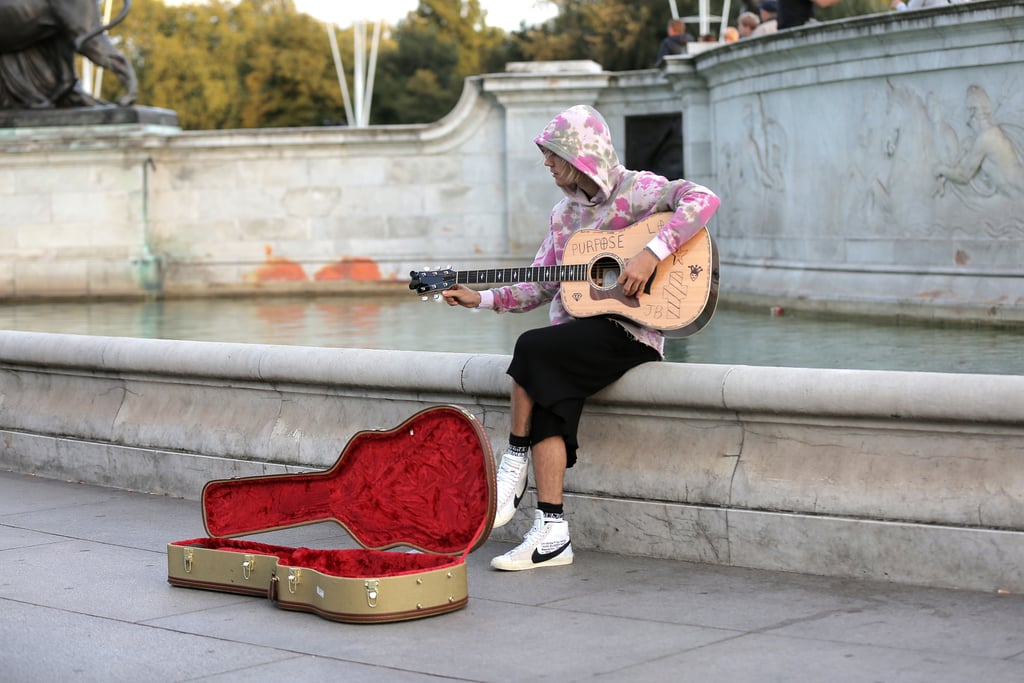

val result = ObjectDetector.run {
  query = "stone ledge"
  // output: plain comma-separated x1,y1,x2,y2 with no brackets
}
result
2,332,1024,592
6,428,1021,593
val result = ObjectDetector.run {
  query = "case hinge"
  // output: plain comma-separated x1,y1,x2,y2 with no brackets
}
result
364,579,379,608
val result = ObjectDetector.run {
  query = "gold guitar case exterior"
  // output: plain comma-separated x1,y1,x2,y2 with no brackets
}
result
167,405,496,623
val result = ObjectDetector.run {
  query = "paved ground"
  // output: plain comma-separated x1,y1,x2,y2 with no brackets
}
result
2,469,1024,682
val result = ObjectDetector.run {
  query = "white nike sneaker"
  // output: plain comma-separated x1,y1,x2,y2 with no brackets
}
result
493,451,529,528
490,510,573,571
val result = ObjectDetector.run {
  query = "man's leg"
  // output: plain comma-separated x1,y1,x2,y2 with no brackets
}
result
531,435,565,505
491,426,573,571
510,380,533,436
510,380,567,506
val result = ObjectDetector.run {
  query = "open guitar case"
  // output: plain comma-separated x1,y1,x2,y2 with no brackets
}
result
167,404,496,623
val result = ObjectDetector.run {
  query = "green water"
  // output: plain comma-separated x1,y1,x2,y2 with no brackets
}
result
1,295,1020,375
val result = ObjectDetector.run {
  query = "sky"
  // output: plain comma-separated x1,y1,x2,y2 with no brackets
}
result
291,1,558,32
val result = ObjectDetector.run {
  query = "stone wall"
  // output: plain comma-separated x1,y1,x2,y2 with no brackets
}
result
1,330,1022,592
2,2,1021,320
695,0,1024,320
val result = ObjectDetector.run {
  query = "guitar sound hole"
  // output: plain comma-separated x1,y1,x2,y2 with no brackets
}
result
589,256,621,290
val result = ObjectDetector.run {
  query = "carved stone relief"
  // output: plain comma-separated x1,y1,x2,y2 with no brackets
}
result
717,97,787,238
935,85,1024,204
718,76,1024,244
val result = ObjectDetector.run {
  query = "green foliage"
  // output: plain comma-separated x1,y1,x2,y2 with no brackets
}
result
113,0,343,129
372,0,511,124
104,0,895,129
235,3,341,127
510,0,704,70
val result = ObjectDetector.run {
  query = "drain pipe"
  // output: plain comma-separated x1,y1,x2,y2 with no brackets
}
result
133,156,164,296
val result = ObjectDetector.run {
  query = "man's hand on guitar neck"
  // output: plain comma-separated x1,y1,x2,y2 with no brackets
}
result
442,284,482,308
619,248,660,298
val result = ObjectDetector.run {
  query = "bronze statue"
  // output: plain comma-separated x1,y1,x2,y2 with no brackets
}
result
0,0,138,109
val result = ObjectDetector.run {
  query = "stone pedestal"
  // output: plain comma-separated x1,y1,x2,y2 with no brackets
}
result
0,106,179,300
0,105,179,129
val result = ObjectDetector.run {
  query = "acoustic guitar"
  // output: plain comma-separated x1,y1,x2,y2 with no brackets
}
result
409,212,719,338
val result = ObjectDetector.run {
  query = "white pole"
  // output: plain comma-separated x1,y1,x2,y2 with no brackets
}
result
719,0,732,40
93,0,114,98
669,0,680,19
81,57,94,95
699,0,710,35
353,21,366,127
361,20,382,126
327,23,356,126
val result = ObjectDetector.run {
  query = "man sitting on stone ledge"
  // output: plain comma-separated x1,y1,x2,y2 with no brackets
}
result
442,104,721,571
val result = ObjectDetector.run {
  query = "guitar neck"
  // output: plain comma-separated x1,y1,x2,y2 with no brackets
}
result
456,264,588,286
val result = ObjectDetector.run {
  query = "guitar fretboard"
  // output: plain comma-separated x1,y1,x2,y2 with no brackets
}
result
456,264,590,285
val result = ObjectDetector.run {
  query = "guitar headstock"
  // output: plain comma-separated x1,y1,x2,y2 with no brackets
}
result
409,268,457,296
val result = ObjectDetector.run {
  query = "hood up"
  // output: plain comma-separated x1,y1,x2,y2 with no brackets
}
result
534,104,624,204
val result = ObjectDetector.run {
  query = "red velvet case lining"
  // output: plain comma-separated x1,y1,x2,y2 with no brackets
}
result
200,406,495,557
171,537,461,576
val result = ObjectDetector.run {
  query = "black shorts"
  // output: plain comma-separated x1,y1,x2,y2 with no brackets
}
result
506,317,660,467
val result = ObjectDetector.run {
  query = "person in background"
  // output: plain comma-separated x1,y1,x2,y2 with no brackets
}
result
441,105,720,571
656,18,693,64
724,26,740,42
752,0,779,35
738,11,762,38
737,0,760,18
777,0,842,29
699,33,718,43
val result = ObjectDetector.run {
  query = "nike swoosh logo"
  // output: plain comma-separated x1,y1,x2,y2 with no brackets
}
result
532,539,571,564
513,474,527,509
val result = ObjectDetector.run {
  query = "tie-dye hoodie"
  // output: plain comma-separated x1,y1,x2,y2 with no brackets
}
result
478,104,720,356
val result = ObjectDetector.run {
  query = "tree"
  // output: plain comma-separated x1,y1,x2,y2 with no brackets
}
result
236,1,341,127
370,0,512,125
511,0,700,71
115,0,249,128
105,0,898,129
114,0,343,129
369,14,459,125
509,0,894,71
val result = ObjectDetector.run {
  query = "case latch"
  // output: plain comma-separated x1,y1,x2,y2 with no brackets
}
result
287,568,302,594
364,579,379,608
183,547,194,573
241,554,255,580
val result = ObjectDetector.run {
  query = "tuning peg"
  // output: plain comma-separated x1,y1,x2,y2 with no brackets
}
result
433,293,442,301
420,295,429,302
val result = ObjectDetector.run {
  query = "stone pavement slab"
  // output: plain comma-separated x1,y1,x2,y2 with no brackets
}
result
1,470,1023,682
